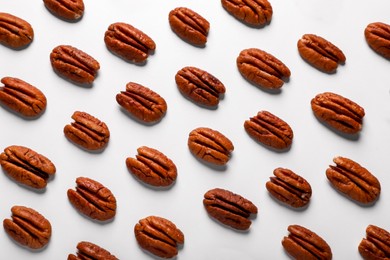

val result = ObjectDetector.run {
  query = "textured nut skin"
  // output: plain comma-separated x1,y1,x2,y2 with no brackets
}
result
134,216,184,259
50,45,100,85
104,22,156,63
365,22,390,59
282,225,332,260
169,7,209,46
3,206,51,249
175,66,225,107
43,0,84,21
126,146,177,187
359,225,390,260
326,156,381,204
221,0,272,27
0,12,34,49
116,82,167,123
68,241,118,260
203,188,258,230
188,127,234,165
266,168,312,208
298,34,346,73
0,145,56,189
0,77,47,117
244,110,293,150
67,177,117,221
237,48,290,89
311,92,365,134
64,111,110,151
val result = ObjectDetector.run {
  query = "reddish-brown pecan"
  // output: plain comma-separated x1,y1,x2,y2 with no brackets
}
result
365,22,390,59
68,241,118,260
43,0,84,21
0,12,34,49
359,225,390,260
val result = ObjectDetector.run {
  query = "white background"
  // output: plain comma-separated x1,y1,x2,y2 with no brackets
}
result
1,0,390,259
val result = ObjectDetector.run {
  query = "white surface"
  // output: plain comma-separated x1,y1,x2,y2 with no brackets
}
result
1,0,390,259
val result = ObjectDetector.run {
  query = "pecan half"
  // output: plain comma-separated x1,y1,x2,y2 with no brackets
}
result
43,0,84,21
169,7,210,46
203,188,258,230
175,66,225,107
134,215,184,259
298,34,346,73
237,48,290,89
68,241,118,260
282,225,332,260
221,0,273,27
244,110,293,150
365,22,390,59
116,82,167,123
67,177,117,221
266,168,312,208
3,206,51,249
359,225,390,260
326,156,381,204
50,45,100,85
63,111,110,151
311,92,365,134
188,127,234,165
0,12,34,49
0,145,56,189
104,22,156,63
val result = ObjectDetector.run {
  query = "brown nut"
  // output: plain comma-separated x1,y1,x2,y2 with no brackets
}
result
266,168,312,208
43,0,84,21
0,77,47,118
326,156,381,204
50,45,100,85
244,110,293,150
3,206,51,250
365,22,390,59
67,177,117,221
0,145,56,189
221,0,272,27
64,111,110,151
175,66,225,107
188,127,234,165
116,82,167,123
169,7,210,46
282,225,332,260
311,92,365,135
0,12,34,49
237,48,290,90
104,22,156,64
297,34,346,73
203,188,258,230
68,241,118,260
359,225,390,260
134,215,184,259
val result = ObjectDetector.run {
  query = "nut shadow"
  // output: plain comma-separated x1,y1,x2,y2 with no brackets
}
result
64,136,109,154
1,168,49,194
245,133,292,154
105,47,153,67
126,168,176,191
0,103,46,120
176,89,221,110
312,114,361,141
67,200,116,225
266,192,310,212
51,68,95,88
44,7,84,23
118,107,166,126
3,231,51,252
224,11,272,29
298,53,343,75
205,213,254,235
188,150,229,172
137,246,180,260
238,73,283,95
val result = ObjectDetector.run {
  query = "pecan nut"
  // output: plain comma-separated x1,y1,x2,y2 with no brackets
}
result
116,82,167,123
175,66,226,107
237,48,290,89
364,22,390,59
221,0,273,27
68,241,118,260
0,77,47,117
43,0,84,21
169,7,210,46
134,215,184,259
188,127,234,165
203,188,258,230
0,145,56,189
50,45,100,85
67,177,117,221
359,225,390,260
311,92,365,134
0,12,34,49
244,110,293,150
64,111,110,151
282,225,332,260
104,22,156,63
266,168,312,208
3,205,51,249
326,156,381,204
298,34,346,73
